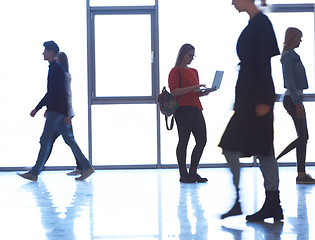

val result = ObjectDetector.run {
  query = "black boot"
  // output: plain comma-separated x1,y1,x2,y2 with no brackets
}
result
180,174,196,183
189,171,208,183
189,167,208,183
246,190,283,222
179,169,196,183
221,189,242,219
221,198,242,219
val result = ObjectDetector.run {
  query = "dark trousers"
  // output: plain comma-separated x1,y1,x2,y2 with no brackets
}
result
278,95,309,173
174,106,207,176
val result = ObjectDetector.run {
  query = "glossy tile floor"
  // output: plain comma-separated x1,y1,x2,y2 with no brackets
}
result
1,167,315,239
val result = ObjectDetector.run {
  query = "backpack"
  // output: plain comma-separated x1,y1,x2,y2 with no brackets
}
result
158,69,181,130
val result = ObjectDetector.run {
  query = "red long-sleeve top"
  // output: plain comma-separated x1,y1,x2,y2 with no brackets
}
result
168,67,203,110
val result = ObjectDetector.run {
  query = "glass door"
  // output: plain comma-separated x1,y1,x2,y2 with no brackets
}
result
87,6,160,167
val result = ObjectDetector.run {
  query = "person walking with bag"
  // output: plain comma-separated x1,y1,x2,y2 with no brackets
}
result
219,0,283,222
168,43,213,183
276,27,315,184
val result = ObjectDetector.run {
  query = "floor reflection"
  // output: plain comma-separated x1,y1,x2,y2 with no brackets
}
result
288,184,313,240
21,179,93,239
177,184,208,239
0,167,315,239
246,221,284,240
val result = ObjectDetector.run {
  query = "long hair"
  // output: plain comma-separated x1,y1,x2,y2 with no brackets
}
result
282,27,302,53
57,52,69,73
174,43,195,67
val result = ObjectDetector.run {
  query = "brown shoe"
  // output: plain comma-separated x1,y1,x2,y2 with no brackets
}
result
67,168,83,176
17,172,38,181
75,167,94,181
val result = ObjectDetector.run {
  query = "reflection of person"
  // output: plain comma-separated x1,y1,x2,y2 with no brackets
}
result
219,0,283,221
246,221,284,240
22,180,93,239
44,52,83,176
18,41,94,182
276,27,315,184
178,184,208,239
168,44,213,183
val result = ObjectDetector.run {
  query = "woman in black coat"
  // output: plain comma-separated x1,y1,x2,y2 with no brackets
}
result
219,0,283,222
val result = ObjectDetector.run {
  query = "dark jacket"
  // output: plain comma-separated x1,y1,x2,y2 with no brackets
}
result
219,12,280,156
35,60,69,116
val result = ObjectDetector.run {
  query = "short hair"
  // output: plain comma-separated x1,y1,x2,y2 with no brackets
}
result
43,41,59,54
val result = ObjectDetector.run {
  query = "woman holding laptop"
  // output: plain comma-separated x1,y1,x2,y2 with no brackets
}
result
168,43,213,183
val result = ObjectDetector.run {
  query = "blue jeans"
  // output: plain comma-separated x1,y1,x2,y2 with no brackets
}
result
223,149,279,191
31,111,91,176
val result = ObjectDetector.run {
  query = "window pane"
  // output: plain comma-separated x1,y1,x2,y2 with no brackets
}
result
92,104,157,165
95,14,152,97
268,12,314,94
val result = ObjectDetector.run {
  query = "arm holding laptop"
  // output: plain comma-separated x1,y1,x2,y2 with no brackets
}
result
171,84,206,97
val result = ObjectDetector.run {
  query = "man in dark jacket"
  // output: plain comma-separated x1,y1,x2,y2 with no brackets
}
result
18,41,94,181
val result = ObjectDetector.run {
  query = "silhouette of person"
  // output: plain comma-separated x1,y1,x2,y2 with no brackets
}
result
219,0,283,221
276,27,315,184
168,43,214,183
18,41,94,182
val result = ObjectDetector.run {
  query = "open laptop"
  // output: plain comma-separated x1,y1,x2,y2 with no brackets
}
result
194,70,224,92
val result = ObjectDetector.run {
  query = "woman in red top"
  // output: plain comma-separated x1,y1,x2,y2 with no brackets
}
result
168,44,212,183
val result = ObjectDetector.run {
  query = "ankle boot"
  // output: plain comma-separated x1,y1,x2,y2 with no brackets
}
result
221,188,242,219
246,190,283,222
221,198,242,219
179,174,196,183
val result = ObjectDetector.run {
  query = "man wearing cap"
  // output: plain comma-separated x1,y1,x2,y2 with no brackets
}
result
18,41,94,181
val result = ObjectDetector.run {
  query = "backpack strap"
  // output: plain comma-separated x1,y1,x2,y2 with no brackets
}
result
165,69,181,130
176,69,181,88
165,115,175,130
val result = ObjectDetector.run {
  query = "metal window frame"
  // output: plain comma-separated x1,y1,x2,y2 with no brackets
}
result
86,0,161,168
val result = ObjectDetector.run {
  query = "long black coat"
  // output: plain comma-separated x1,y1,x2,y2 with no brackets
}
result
219,12,280,156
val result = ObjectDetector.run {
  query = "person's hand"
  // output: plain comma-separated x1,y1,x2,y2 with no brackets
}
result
195,84,206,90
43,110,47,118
64,116,71,125
296,103,305,119
255,104,270,117
199,87,217,96
30,109,38,117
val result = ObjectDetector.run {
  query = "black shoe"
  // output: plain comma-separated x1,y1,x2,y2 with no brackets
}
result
221,201,242,219
189,172,208,183
179,175,196,183
246,191,283,222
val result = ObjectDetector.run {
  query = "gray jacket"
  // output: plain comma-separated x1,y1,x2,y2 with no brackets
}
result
281,49,308,104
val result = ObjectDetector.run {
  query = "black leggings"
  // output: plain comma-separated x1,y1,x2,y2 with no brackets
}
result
174,106,207,175
279,95,309,173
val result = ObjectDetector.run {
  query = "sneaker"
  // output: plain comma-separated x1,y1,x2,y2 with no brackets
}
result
75,167,95,181
17,172,38,182
296,174,315,184
67,168,83,176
